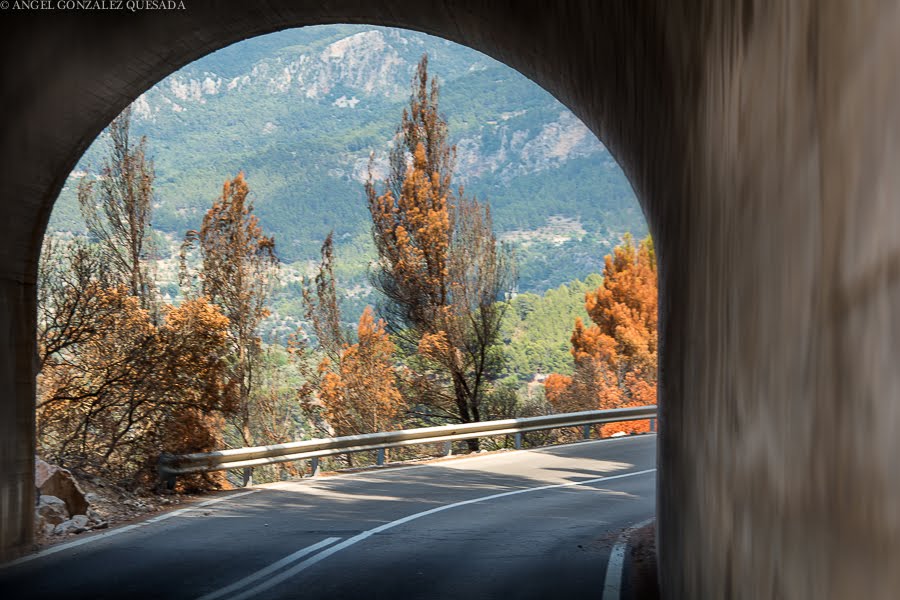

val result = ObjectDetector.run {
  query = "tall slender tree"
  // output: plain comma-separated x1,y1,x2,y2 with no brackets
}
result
302,232,346,364
181,172,278,447
37,108,238,487
77,106,157,316
367,55,514,446
300,235,404,442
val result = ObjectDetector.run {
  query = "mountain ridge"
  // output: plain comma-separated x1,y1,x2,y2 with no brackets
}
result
50,24,646,298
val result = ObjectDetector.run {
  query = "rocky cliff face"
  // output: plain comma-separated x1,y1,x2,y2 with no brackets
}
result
129,26,604,187
136,30,408,112
135,31,409,112
456,110,601,182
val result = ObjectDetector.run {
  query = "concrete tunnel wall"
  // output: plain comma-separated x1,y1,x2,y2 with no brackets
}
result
2,1,899,596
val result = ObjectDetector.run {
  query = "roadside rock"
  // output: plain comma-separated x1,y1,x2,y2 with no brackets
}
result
36,495,68,525
72,515,89,533
52,520,74,535
31,460,198,549
70,514,90,531
35,457,89,517
53,514,90,536
86,508,108,529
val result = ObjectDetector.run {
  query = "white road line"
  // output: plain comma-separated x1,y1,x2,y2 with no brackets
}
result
602,517,654,600
197,537,341,600
224,468,657,600
1,490,260,569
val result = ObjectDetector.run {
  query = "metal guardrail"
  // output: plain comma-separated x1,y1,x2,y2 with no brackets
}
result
158,405,657,488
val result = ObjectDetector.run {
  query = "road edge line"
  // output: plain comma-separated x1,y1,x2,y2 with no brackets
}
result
602,517,654,600
1,489,260,569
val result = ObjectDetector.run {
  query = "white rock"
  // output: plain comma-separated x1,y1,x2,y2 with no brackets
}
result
36,495,68,525
53,520,75,535
54,514,90,536
71,515,90,531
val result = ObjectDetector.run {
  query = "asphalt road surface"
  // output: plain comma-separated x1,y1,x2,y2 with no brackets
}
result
1,435,656,600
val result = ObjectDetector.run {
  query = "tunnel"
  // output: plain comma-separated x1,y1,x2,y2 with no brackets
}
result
2,1,900,597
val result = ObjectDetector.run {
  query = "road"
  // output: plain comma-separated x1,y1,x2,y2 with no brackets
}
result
0,435,656,600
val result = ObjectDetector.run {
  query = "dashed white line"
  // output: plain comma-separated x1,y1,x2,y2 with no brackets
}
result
197,537,341,600
602,517,654,600
224,468,657,600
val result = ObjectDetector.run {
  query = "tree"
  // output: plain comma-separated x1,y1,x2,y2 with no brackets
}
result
366,55,514,446
544,234,657,436
181,172,278,447
299,235,404,443
36,285,235,487
37,109,240,488
152,297,239,490
301,232,346,364
37,237,115,373
77,106,157,316
317,307,404,437
247,345,310,480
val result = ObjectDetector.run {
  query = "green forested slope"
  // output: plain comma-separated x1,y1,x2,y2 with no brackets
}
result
51,25,645,292
49,26,646,349
499,274,603,381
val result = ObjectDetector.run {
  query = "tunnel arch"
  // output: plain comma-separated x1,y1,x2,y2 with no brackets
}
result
6,1,680,563
5,2,900,598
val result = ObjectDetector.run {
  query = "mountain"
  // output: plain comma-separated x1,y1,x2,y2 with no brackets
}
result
49,24,646,320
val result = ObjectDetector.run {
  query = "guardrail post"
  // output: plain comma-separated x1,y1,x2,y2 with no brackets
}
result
514,432,522,450
442,441,452,457
582,424,592,440
650,418,656,432
242,467,253,487
157,453,177,491
376,447,385,466
310,457,320,478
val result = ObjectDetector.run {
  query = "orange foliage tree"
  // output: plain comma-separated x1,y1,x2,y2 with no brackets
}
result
544,234,657,436
317,307,404,437
299,235,404,441
181,172,278,448
37,276,236,486
37,110,240,489
366,55,514,445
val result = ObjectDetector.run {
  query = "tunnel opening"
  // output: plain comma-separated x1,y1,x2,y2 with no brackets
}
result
36,23,653,493
24,23,659,595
